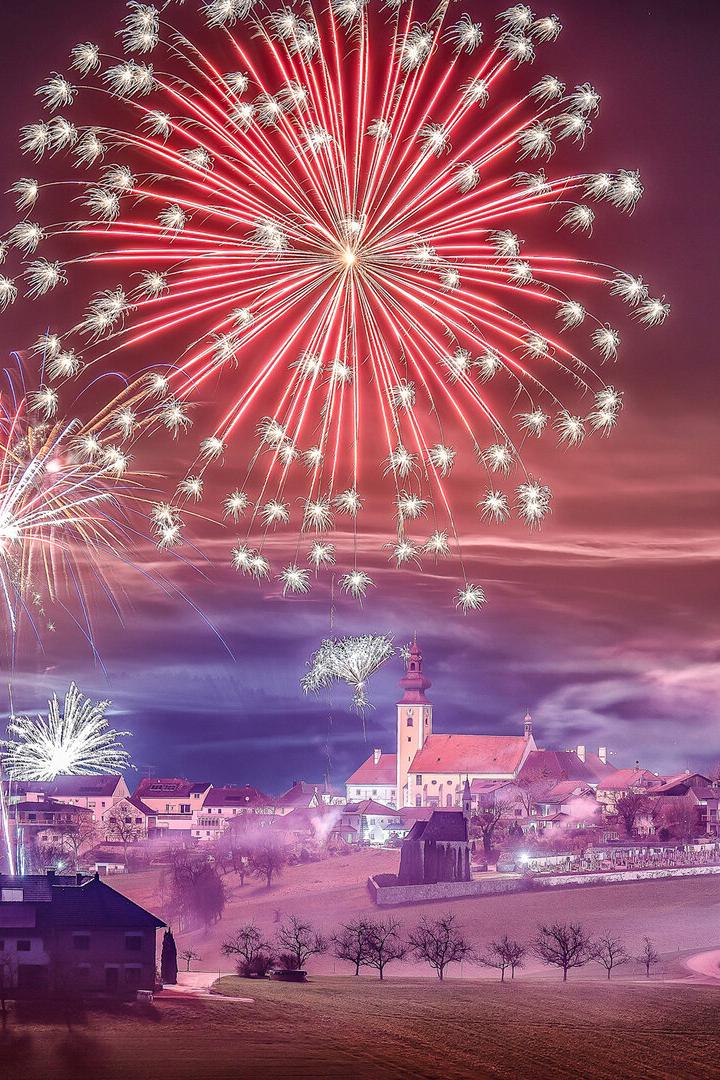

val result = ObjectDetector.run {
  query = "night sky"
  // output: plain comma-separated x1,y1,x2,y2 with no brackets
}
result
0,1,717,793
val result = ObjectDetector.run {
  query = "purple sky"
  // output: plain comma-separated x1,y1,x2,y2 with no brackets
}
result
0,1,717,792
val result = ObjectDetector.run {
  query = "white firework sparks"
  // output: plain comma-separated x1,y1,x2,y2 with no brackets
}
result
302,633,394,710
1,684,131,781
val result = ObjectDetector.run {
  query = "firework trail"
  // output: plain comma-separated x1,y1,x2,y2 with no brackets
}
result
0,355,175,654
1,681,131,781
302,633,395,709
0,1,669,608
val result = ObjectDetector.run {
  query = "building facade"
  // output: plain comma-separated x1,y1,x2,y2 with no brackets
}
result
0,870,164,997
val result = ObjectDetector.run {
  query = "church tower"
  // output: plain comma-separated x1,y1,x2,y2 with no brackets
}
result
396,640,432,807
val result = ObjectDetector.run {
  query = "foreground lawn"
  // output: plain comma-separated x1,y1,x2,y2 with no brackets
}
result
2,976,719,1079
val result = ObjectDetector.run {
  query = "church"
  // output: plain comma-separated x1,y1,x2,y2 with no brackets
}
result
345,640,537,810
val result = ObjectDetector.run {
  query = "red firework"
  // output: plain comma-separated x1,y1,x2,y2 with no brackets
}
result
0,1,669,608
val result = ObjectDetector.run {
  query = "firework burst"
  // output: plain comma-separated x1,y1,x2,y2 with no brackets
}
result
0,1,668,609
0,356,183,651
1,682,131,781
302,633,395,709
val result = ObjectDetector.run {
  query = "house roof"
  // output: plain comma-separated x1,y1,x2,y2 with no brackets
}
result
519,750,596,785
1,872,79,902
544,781,594,802
15,775,125,798
346,752,397,787
469,779,515,796
134,777,211,799
405,810,468,843
14,799,93,815
202,785,273,809
276,781,341,807
597,768,660,792
409,734,528,776
343,799,399,817
37,876,165,930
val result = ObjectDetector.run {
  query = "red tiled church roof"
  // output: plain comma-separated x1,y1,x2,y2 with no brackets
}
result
409,734,528,776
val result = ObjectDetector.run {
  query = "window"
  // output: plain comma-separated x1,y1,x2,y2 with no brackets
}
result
16,940,31,952
1,889,23,902
125,966,143,987
180,804,191,814
406,717,413,727
125,934,143,952
73,934,91,951
416,775,422,784
28,813,37,822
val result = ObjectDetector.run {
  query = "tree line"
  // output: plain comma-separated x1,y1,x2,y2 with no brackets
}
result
222,914,661,982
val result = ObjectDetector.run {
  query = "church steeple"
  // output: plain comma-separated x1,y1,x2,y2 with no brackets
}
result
398,639,431,705
396,639,433,808
524,711,533,739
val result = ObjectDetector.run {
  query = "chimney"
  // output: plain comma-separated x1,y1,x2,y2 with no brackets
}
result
373,748,381,766
598,747,608,765
576,745,586,763
46,868,56,879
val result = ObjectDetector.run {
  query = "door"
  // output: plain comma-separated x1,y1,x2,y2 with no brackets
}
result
105,967,120,993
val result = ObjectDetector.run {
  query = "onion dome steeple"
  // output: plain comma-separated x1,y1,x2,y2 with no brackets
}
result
399,638,431,704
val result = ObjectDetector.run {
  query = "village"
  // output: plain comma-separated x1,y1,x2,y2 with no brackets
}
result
1,643,719,1079
3,643,719,883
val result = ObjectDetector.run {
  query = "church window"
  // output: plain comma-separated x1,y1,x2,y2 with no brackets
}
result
415,775,422,783
406,717,413,727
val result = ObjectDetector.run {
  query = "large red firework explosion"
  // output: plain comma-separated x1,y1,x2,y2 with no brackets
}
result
0,0,669,610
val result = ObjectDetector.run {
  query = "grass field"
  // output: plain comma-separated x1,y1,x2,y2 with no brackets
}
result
3,976,719,1080
116,848,720,978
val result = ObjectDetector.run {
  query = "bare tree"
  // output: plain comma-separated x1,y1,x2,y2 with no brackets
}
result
105,814,144,864
222,923,275,978
591,934,630,980
514,769,552,819
54,818,100,869
483,935,527,981
179,948,202,972
363,918,408,980
613,792,651,837
533,923,593,981
276,915,327,971
250,838,289,889
636,937,660,978
471,799,514,857
331,919,373,976
408,914,473,981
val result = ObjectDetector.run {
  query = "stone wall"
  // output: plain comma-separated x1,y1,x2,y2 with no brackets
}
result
531,863,720,889
368,874,526,907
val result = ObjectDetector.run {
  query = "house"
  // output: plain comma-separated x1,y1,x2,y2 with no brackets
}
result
12,800,94,850
345,749,398,808
11,776,130,821
645,774,719,836
132,778,212,834
102,795,157,842
0,869,164,997
596,768,662,811
275,781,344,815
192,785,275,841
340,800,406,845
